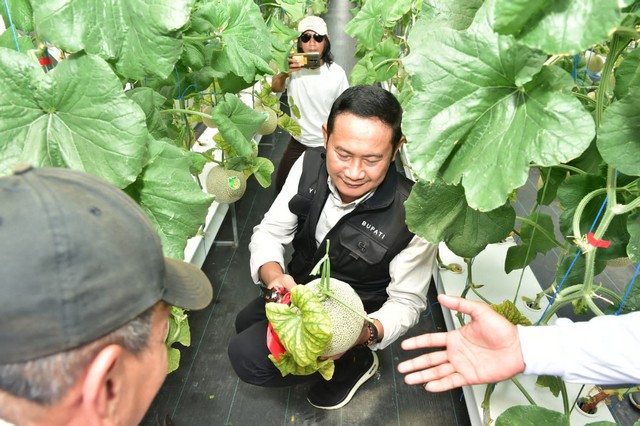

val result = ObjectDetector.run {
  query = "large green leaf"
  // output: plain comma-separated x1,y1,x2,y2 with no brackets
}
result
274,0,307,22
212,94,265,158
0,0,33,32
0,28,33,51
597,86,640,177
194,0,273,84
536,167,568,206
628,211,640,262
125,138,213,259
405,179,515,258
268,19,299,72
614,44,640,100
403,5,595,211
344,1,383,50
492,0,621,55
350,37,400,85
126,87,169,140
505,212,558,273
420,0,484,30
0,50,148,188
496,405,569,426
33,0,194,80
266,285,333,369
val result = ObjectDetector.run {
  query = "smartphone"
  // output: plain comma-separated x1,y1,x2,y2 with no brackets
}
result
290,52,321,69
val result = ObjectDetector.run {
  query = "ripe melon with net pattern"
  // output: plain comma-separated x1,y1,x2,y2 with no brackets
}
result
304,278,367,357
205,166,247,204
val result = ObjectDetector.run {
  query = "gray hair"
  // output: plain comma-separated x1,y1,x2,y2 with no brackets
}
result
0,304,156,406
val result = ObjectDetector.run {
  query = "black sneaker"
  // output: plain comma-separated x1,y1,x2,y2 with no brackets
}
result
307,347,379,410
630,392,640,410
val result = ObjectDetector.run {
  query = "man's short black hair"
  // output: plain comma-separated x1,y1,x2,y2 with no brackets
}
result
326,85,404,150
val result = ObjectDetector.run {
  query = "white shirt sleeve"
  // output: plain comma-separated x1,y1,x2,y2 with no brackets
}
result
518,311,640,384
248,154,305,284
368,235,438,350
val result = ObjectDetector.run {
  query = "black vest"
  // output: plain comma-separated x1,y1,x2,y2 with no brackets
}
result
287,148,415,313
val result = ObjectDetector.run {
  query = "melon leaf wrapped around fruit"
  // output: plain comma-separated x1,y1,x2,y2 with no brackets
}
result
205,165,247,204
265,241,371,380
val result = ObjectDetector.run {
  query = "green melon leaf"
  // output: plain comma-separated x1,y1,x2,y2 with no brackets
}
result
125,138,213,259
278,114,302,137
405,179,515,258
250,157,275,188
193,0,273,84
496,405,569,426
268,19,299,73
628,212,640,263
614,44,640,100
597,87,640,177
266,285,332,369
167,347,181,374
33,0,194,80
268,352,335,380
420,0,483,31
274,0,306,22
491,300,532,326
126,87,169,140
212,94,265,158
0,0,33,32
492,0,621,55
350,56,377,86
0,50,148,188
505,213,559,273
535,375,564,398
536,167,568,206
403,3,595,211
0,28,34,51
344,0,385,50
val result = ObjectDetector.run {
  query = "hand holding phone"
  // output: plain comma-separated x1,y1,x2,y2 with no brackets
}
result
289,52,321,69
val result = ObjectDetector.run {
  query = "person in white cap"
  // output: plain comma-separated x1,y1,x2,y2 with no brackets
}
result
0,166,213,426
271,15,349,193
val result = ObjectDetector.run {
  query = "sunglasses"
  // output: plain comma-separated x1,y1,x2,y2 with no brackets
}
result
300,33,325,43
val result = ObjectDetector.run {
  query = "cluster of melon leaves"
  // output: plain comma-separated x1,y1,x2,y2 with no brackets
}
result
266,242,372,380
344,0,640,424
0,0,326,372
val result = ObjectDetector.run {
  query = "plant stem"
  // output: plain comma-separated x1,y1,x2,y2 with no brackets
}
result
530,163,586,175
560,380,570,417
515,216,565,249
162,108,212,120
481,383,496,426
510,377,537,405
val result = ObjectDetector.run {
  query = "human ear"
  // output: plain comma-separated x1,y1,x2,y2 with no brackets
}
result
81,345,124,422
392,136,406,160
322,124,329,149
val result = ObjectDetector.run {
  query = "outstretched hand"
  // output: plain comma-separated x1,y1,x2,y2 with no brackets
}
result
397,294,526,392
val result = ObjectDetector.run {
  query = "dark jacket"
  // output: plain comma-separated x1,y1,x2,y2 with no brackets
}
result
287,148,415,312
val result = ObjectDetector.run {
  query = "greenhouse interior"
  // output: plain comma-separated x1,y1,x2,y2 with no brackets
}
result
1,0,639,425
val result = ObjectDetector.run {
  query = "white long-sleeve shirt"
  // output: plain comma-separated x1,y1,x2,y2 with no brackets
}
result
249,153,437,349
519,311,640,384
282,63,349,147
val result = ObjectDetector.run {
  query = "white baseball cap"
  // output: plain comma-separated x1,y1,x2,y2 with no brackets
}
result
298,16,328,36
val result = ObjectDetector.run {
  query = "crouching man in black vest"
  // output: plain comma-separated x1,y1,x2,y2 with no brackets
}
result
228,85,437,410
